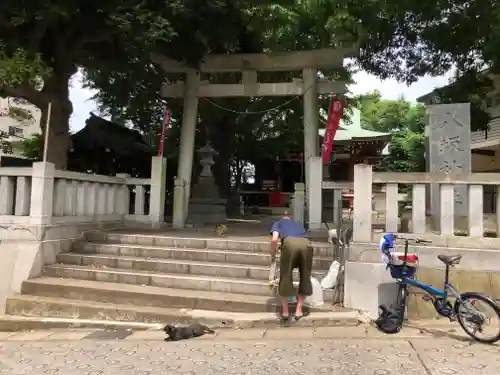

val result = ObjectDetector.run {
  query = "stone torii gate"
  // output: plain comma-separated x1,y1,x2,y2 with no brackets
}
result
151,48,357,228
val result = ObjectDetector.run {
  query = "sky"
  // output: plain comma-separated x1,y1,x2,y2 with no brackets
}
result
68,69,455,132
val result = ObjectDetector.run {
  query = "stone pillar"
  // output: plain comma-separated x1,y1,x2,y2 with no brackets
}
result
292,182,305,225
302,68,319,189
172,178,185,228
307,157,322,230
332,188,343,226
149,156,167,227
428,103,471,222
116,174,130,215
29,162,55,225
353,164,373,242
176,69,200,220
0,176,15,215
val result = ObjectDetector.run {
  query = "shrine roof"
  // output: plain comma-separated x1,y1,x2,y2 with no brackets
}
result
71,113,152,157
318,108,392,142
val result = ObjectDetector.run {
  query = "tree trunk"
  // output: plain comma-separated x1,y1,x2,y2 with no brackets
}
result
210,117,233,198
40,74,74,170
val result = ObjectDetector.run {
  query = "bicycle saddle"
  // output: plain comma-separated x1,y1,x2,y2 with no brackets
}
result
437,254,462,266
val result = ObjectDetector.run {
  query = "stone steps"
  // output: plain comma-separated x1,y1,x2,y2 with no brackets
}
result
84,232,337,258
78,242,334,268
4,295,356,329
44,264,275,296
55,253,330,282
6,295,221,325
11,277,333,314
5,232,343,327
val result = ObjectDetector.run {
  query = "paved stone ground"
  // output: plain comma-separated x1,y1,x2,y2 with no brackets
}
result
1,325,499,375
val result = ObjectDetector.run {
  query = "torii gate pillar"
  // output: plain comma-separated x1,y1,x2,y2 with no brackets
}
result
176,69,200,218
302,68,319,187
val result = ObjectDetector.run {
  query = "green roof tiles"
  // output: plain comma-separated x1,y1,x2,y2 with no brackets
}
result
318,108,391,142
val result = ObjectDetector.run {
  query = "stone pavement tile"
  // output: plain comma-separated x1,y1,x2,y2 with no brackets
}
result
0,331,16,340
125,329,165,340
410,338,500,374
314,326,368,338
366,326,426,339
43,330,96,341
265,327,314,339
0,337,425,375
215,328,266,340
407,323,474,341
6,331,54,341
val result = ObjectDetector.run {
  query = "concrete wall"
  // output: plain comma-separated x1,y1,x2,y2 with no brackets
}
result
344,241,500,319
0,221,124,311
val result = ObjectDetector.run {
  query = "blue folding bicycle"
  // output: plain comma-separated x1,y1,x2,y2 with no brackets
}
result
379,233,500,343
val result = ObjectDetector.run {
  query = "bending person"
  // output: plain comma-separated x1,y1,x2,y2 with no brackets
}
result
269,213,313,321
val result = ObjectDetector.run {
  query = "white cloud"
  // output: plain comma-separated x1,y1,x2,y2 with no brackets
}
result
68,69,453,131
349,70,454,102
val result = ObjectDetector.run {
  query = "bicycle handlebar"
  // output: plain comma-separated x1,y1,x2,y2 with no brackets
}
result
393,235,432,244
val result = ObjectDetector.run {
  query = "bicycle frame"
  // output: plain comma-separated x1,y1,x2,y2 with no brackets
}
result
397,238,462,303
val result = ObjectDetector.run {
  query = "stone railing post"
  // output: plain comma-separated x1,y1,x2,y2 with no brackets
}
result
116,174,131,215
353,164,373,242
292,182,305,225
306,156,322,230
29,162,55,225
149,156,167,227
333,188,343,226
172,178,185,228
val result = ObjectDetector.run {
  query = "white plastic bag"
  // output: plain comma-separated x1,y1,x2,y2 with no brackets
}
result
304,277,324,307
320,260,340,289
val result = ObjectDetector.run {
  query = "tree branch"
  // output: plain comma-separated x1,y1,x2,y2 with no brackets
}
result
69,32,116,58
29,18,52,52
0,82,44,108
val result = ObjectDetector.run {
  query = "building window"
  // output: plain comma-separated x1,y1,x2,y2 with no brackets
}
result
8,126,23,137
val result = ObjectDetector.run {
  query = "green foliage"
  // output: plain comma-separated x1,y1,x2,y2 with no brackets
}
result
21,133,43,161
0,43,52,89
86,0,355,186
356,92,425,172
1,0,275,168
422,71,493,131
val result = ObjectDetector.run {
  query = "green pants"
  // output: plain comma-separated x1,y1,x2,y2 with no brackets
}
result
278,237,313,297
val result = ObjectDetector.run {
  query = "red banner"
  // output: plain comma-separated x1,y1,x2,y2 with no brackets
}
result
157,108,171,157
322,97,344,164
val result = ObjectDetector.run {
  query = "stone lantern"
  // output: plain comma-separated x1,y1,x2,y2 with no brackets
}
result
188,142,227,225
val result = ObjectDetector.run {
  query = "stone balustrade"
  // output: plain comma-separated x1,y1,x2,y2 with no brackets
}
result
0,167,33,223
0,156,166,231
352,163,500,243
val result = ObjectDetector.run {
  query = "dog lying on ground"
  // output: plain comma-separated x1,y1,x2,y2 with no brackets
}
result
163,323,215,341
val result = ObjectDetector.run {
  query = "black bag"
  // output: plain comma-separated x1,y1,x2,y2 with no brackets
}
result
374,305,402,334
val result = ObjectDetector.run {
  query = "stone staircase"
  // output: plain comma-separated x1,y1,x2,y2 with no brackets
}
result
4,231,348,327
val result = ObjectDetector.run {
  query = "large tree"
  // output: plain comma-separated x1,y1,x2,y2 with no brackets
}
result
349,0,499,130
87,0,354,194
0,0,267,168
355,91,426,172
87,0,500,190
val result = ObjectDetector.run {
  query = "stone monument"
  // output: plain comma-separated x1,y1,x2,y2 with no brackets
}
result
427,103,471,220
187,143,227,226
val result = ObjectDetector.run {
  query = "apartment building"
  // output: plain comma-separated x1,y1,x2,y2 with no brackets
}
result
0,97,42,156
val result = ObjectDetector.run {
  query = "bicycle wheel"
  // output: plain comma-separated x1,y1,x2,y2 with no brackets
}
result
395,282,408,321
454,292,500,344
